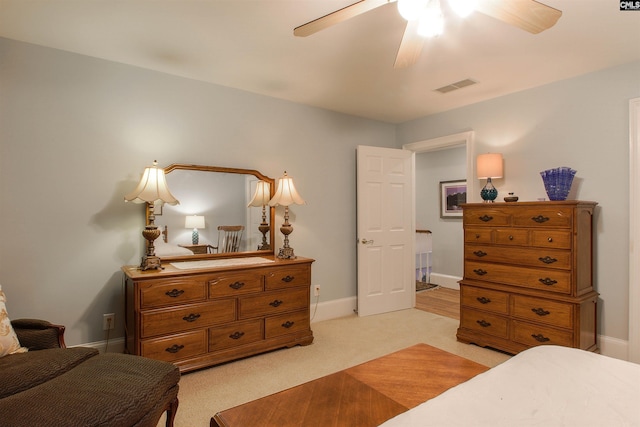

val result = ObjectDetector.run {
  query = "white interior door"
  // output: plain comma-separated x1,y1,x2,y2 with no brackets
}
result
357,145,415,316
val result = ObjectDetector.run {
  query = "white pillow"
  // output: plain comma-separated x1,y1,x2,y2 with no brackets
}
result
0,285,28,357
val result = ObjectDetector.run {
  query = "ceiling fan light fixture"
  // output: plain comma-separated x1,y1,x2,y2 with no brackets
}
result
417,0,444,37
447,0,478,18
397,0,428,21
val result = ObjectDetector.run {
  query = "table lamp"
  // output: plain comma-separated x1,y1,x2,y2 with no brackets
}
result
185,215,205,245
269,172,305,259
248,180,272,250
477,153,503,203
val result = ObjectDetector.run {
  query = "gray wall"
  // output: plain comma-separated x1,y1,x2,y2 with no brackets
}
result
398,60,640,341
0,37,395,346
415,146,466,278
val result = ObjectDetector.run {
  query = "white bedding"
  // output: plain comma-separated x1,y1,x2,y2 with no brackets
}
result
380,345,640,427
154,240,194,257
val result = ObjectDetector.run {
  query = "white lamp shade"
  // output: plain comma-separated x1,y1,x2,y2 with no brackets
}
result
124,161,179,205
477,153,503,179
248,181,271,207
185,215,205,229
268,172,305,207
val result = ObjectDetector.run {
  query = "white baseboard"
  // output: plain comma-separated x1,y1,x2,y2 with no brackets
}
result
310,296,357,323
430,273,461,290
73,337,125,354
599,334,629,360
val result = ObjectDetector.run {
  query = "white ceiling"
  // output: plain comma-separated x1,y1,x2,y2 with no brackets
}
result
1,0,639,123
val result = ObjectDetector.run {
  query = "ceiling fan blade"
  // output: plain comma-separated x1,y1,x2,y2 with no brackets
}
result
394,20,424,69
294,0,394,37
476,0,562,34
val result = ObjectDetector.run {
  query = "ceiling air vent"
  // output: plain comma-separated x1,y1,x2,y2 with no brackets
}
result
435,78,478,94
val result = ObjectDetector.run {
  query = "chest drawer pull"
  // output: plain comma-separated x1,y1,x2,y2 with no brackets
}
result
531,308,551,316
473,269,488,276
476,296,491,304
538,277,558,286
531,333,551,343
538,256,558,264
165,289,185,298
229,331,245,340
476,319,491,328
281,275,295,283
229,281,245,290
473,250,487,257
182,313,201,322
547,237,553,242
478,215,493,222
270,299,284,307
165,344,184,354
282,321,295,328
531,215,550,223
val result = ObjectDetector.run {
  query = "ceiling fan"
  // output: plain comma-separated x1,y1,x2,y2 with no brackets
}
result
294,0,562,69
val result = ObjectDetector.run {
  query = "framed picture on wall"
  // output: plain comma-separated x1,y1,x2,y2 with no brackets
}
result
440,180,467,218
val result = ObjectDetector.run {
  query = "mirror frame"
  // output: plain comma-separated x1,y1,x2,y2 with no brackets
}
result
148,163,276,261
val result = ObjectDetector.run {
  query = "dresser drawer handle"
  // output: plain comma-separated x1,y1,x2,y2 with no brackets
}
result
165,289,185,298
229,331,245,340
229,281,245,290
473,269,488,276
476,297,491,304
509,235,514,240
531,215,550,223
547,237,553,242
269,300,283,307
473,250,487,257
281,275,295,283
475,234,480,239
182,313,201,322
538,278,558,286
538,256,557,264
531,333,551,343
476,319,491,328
478,215,493,222
531,308,551,316
282,321,295,329
165,344,184,354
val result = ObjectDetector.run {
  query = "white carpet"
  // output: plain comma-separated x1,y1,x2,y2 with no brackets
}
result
158,308,510,427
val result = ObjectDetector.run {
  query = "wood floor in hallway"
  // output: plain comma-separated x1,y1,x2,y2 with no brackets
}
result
415,287,460,320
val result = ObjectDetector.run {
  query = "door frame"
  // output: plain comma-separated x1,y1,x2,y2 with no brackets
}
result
402,131,476,200
629,97,640,362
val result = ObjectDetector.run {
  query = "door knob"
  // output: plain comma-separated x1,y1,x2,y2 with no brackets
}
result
360,238,374,245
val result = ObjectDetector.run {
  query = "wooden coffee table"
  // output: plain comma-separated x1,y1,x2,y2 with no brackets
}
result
211,343,488,427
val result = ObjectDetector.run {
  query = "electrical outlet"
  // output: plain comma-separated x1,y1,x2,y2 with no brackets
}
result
314,285,320,297
103,313,115,331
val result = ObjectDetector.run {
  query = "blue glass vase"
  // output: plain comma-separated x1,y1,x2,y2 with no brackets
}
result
540,167,576,201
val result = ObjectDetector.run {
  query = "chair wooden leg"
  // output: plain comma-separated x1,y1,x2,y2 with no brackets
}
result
165,397,179,427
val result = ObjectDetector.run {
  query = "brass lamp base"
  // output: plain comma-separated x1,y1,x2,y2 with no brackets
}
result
140,254,163,271
277,246,296,259
140,222,163,271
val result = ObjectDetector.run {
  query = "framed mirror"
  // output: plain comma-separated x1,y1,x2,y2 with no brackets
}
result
148,164,276,261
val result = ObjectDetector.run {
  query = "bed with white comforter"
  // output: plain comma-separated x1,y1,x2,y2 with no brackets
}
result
380,345,640,427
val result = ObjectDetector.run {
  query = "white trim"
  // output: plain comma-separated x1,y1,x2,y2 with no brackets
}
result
72,337,125,354
429,273,461,290
629,97,640,363
310,296,357,324
402,131,476,201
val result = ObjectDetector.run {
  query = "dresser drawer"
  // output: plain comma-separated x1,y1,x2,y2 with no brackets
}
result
465,228,492,244
512,320,573,347
238,288,309,319
465,245,571,270
140,278,207,309
265,310,310,339
209,319,264,351
494,229,529,246
265,266,310,290
531,230,572,249
463,208,510,226
461,285,509,314
141,330,207,363
208,271,264,298
141,300,236,338
512,207,573,228
465,261,572,294
511,295,573,329
460,308,509,339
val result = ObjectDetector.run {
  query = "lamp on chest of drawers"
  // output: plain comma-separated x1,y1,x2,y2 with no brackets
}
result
124,160,180,270
477,153,503,203
185,215,205,245
248,180,272,250
269,171,305,259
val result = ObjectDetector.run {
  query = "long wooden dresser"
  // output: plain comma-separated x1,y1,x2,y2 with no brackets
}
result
123,256,314,372
457,201,598,354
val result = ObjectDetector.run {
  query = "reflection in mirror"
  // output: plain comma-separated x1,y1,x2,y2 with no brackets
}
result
149,164,275,260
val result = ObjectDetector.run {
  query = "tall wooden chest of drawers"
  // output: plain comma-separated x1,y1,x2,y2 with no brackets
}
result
123,256,314,372
457,201,598,354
